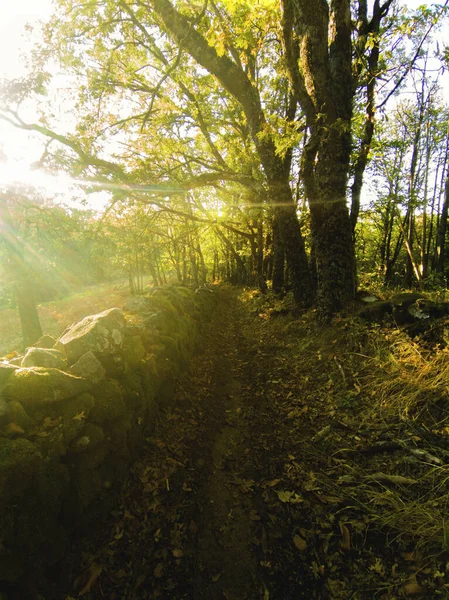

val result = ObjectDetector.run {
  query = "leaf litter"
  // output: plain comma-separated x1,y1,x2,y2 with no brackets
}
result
51,286,449,599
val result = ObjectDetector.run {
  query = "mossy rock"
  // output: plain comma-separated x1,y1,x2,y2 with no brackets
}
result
60,392,95,445
120,372,144,414
105,418,131,462
359,301,393,322
35,334,57,349
5,401,34,432
390,292,425,307
71,422,105,455
55,307,126,364
72,465,103,512
139,355,160,406
147,293,179,316
144,309,181,337
122,335,146,371
21,347,67,370
68,351,106,384
0,438,42,499
0,363,18,386
90,378,126,422
153,286,197,316
5,368,90,408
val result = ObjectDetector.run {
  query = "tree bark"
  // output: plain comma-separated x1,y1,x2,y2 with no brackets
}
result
0,194,42,347
286,0,356,315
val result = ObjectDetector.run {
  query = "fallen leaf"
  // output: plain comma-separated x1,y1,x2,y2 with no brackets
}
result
403,577,427,595
211,572,221,582
43,416,62,428
369,557,385,576
154,563,164,578
3,423,25,436
339,523,351,551
172,548,184,558
367,473,417,486
293,535,307,551
321,495,343,504
249,510,261,521
78,563,102,596
276,490,303,504
264,479,281,488
72,411,87,421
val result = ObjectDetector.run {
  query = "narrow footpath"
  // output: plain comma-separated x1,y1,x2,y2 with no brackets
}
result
58,287,318,599
54,286,449,600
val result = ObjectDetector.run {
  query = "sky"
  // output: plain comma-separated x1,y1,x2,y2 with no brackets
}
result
0,0,447,205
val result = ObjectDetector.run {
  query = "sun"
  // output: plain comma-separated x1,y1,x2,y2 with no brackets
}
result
0,1,54,79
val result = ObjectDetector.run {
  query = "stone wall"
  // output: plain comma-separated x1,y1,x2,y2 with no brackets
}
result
0,285,217,591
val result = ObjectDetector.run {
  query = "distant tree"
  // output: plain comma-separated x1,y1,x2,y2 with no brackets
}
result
0,191,42,347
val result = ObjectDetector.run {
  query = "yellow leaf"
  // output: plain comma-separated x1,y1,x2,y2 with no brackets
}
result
72,411,87,421
3,423,25,436
43,416,62,428
78,563,102,596
172,548,184,558
339,523,351,551
403,577,427,595
293,535,307,551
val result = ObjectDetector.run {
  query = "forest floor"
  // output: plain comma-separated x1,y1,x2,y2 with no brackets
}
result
55,286,449,599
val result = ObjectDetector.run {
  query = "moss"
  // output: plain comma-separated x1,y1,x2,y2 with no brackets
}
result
5,400,34,432
5,367,90,408
60,392,95,445
122,335,146,370
90,378,126,422
0,438,42,499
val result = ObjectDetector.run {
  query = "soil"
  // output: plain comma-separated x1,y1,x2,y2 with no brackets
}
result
44,286,449,599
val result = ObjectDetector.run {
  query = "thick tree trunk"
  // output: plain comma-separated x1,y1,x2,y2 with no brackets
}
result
271,213,285,294
436,166,449,275
310,125,356,315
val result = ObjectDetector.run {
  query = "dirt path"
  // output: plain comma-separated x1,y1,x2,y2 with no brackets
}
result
56,287,317,600
51,286,449,600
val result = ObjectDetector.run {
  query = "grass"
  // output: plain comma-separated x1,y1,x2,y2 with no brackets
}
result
241,288,449,597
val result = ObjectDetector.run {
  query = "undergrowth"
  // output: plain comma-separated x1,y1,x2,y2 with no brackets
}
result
242,287,449,598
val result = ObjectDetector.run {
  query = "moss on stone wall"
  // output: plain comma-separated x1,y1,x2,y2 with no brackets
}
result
0,284,218,589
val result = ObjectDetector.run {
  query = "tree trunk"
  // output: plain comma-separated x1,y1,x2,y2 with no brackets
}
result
0,194,42,348
436,163,449,276
271,213,285,294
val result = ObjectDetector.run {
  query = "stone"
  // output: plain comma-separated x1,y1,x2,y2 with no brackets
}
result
391,292,425,308
123,296,153,314
60,392,95,445
0,397,8,426
0,362,18,385
5,401,33,432
70,422,105,454
359,301,393,322
0,438,42,497
122,335,146,370
5,367,90,407
55,307,126,364
68,351,106,384
21,347,67,370
35,335,57,349
90,378,126,422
